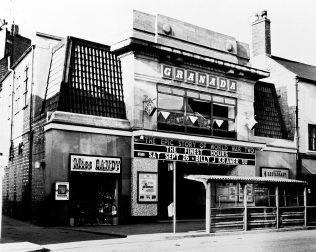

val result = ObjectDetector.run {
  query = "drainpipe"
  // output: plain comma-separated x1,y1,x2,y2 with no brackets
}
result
28,45,35,218
295,77,300,179
8,57,15,158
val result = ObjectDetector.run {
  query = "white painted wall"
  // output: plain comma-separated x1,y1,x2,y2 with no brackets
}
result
298,80,316,153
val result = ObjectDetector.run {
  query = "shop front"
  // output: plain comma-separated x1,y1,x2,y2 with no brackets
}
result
69,154,120,225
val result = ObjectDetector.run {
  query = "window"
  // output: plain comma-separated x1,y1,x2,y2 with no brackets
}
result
308,124,316,151
23,65,29,108
157,87,236,138
8,92,12,120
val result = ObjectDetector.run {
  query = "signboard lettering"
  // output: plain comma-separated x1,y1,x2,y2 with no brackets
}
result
175,68,184,81
70,155,121,173
261,168,289,178
161,65,237,92
134,136,256,166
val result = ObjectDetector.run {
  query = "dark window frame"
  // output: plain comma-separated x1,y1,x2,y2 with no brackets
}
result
157,89,236,138
308,124,316,151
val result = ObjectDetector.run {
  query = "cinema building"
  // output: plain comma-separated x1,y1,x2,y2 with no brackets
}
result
1,11,311,231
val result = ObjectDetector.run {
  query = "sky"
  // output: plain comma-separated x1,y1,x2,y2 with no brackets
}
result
0,0,316,65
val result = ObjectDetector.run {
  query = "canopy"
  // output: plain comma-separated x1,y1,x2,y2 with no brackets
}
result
184,174,307,185
302,158,316,175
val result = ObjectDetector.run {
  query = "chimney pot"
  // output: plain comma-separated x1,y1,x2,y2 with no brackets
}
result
11,24,19,36
261,10,267,18
252,10,271,57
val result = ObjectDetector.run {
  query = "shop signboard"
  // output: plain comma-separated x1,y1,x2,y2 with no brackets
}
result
161,64,237,92
261,167,289,178
70,154,121,173
55,182,69,200
138,172,158,203
134,136,256,166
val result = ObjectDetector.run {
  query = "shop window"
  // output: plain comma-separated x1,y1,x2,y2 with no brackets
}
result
157,89,236,138
308,124,316,151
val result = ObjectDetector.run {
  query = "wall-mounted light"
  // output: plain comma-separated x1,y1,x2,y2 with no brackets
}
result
246,116,258,130
143,96,156,116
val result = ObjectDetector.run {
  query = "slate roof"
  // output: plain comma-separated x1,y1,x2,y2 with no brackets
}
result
254,81,287,139
272,55,316,82
45,37,126,119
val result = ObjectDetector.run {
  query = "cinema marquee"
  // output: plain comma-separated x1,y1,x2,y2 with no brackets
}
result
134,136,256,166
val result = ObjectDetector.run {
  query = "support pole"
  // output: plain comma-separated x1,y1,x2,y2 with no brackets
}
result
243,184,248,231
275,185,279,229
173,161,176,234
205,182,211,233
304,186,307,227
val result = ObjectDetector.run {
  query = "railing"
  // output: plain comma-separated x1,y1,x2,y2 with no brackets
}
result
280,206,305,227
248,207,277,229
208,205,315,232
211,207,244,231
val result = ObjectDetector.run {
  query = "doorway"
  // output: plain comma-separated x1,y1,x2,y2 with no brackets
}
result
70,172,118,225
158,161,231,220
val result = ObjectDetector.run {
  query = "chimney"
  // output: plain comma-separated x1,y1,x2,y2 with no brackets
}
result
11,23,19,36
252,10,271,57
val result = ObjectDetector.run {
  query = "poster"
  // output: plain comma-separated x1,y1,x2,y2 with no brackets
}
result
238,184,253,202
138,172,158,203
55,182,69,200
216,183,238,202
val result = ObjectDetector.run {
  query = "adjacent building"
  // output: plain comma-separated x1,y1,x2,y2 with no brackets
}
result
251,10,316,207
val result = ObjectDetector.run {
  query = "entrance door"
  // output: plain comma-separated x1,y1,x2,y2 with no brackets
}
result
71,172,118,225
158,162,231,220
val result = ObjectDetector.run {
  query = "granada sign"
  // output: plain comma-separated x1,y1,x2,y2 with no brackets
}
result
70,154,121,173
161,65,237,92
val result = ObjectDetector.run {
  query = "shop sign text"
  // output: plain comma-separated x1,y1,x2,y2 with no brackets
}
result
134,136,256,166
261,168,289,178
70,155,121,173
162,64,237,92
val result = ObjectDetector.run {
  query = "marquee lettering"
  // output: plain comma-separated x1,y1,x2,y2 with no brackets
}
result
134,136,256,166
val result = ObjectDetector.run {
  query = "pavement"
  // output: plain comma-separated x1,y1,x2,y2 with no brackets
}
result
1,214,315,252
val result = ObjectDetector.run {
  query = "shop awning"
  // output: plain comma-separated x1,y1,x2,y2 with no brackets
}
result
302,159,316,175
184,174,307,185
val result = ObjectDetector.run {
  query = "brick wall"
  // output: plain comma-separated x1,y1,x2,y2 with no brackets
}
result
31,114,46,221
2,133,31,219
